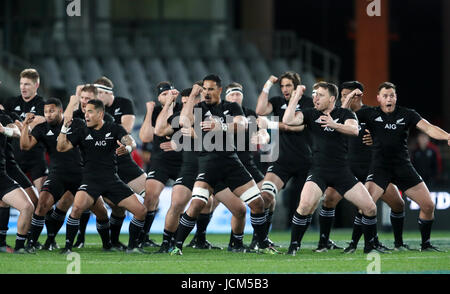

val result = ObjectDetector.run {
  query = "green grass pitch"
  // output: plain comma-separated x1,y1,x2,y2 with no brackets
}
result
1,229,449,274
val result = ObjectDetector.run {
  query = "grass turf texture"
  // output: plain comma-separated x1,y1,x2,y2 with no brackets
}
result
1,229,449,274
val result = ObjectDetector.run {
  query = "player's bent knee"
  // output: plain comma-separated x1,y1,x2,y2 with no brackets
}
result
421,200,435,216
362,203,377,217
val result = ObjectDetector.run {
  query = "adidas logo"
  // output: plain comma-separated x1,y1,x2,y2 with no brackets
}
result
14,106,21,111
205,111,212,117
46,130,54,136
315,118,322,123
85,134,94,140
281,104,288,110
374,116,383,122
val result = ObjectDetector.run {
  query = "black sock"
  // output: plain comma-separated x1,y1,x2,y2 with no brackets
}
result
29,214,45,246
229,231,244,247
290,212,311,248
418,218,433,247
78,210,91,241
318,206,335,246
46,208,66,242
264,209,274,237
390,210,405,246
361,215,377,250
162,229,175,246
351,212,363,246
250,212,267,247
110,214,125,244
0,207,10,246
195,213,212,243
140,210,157,242
175,213,197,250
15,233,27,250
65,216,80,250
96,218,111,249
129,218,145,249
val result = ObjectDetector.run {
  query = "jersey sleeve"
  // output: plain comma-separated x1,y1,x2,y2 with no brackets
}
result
33,100,45,116
104,113,115,123
342,108,358,122
301,107,314,125
115,123,129,141
268,97,281,116
355,107,371,123
30,122,45,141
121,98,135,116
67,126,84,147
407,108,422,127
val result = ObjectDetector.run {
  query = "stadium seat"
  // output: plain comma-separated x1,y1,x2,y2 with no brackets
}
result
144,57,170,85
82,57,104,83
38,57,66,90
60,57,84,95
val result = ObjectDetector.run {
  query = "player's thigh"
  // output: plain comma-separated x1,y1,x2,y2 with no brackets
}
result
169,185,192,213
344,182,376,216
323,187,343,208
214,188,246,219
71,191,95,217
127,173,146,194
298,181,323,214
404,182,434,214
35,191,56,214
2,188,34,213
364,181,385,203
56,191,75,211
380,184,404,212
118,194,147,220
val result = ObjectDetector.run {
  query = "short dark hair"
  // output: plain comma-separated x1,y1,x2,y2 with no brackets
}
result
44,98,63,108
81,84,98,97
378,82,396,93
87,99,105,112
181,88,193,97
316,81,339,99
225,82,243,91
203,74,222,87
279,72,301,88
94,77,114,89
340,81,364,92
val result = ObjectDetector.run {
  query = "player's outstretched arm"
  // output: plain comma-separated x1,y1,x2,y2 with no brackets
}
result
416,119,450,146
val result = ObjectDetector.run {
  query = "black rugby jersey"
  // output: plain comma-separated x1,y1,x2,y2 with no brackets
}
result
148,103,183,164
269,95,313,165
348,105,373,165
193,100,244,155
105,97,135,125
302,106,357,168
4,95,46,163
357,106,422,166
32,118,84,174
68,121,128,177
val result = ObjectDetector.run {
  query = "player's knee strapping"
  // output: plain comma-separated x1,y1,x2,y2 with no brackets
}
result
192,187,210,204
261,181,278,198
240,185,262,204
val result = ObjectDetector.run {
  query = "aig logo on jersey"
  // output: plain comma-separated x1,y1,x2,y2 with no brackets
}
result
385,123,397,130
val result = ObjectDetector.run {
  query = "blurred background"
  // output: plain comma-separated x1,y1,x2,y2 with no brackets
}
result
0,0,449,233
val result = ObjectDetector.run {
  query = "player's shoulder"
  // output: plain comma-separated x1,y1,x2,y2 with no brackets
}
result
242,106,257,117
72,117,86,127
0,110,13,124
268,96,285,105
300,95,314,106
